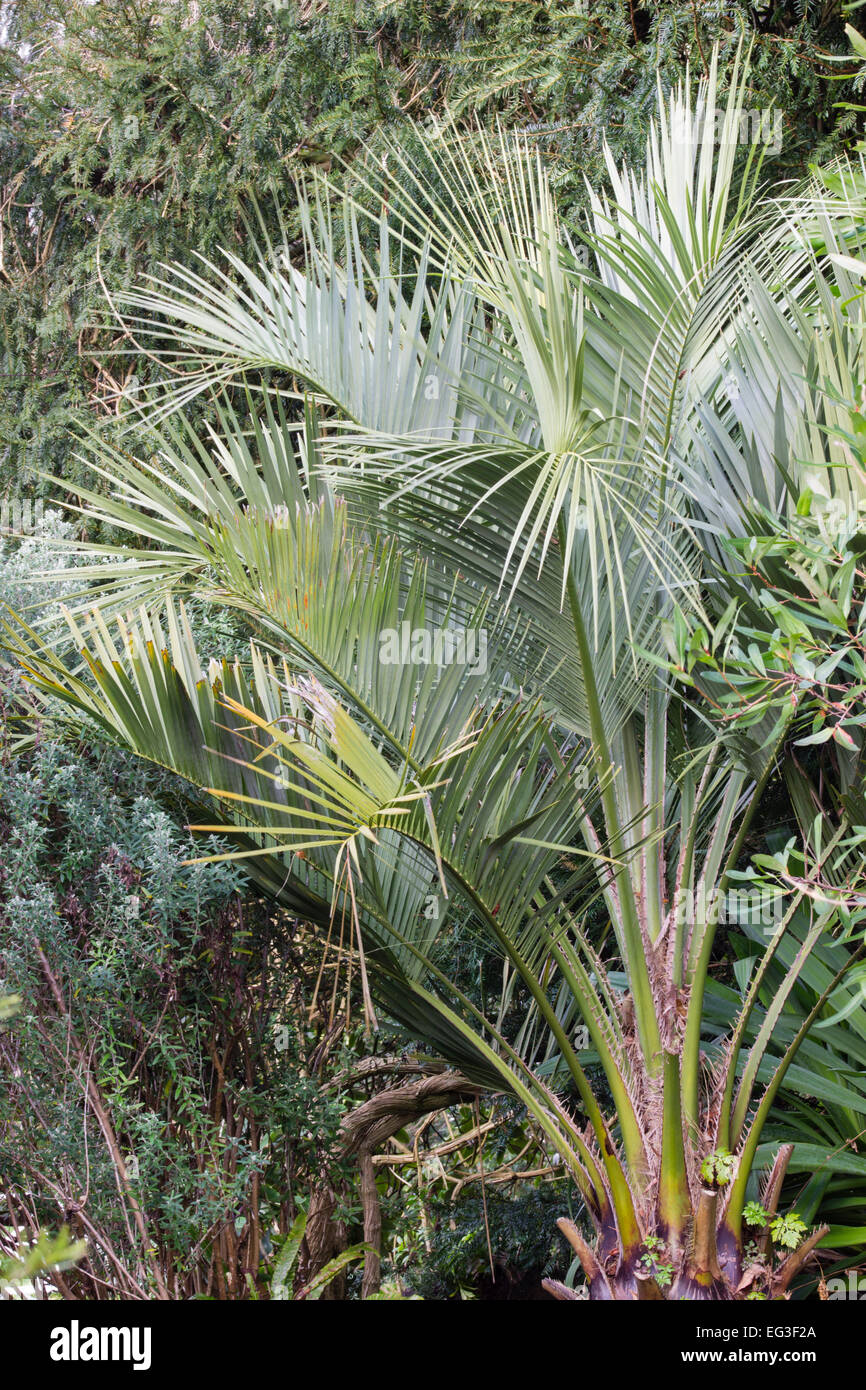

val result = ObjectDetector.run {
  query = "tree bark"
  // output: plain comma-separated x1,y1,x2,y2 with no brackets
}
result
304,1066,485,1298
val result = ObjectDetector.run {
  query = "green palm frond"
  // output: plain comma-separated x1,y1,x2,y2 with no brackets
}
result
113,193,484,436
5,599,643,1211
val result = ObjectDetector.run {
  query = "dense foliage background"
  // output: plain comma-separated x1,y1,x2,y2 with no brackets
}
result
2,0,866,1301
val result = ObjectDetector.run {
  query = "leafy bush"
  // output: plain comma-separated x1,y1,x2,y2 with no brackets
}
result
398,1185,570,1301
0,731,350,1297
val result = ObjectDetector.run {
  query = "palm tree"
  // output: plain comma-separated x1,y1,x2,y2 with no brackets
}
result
8,47,866,1298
